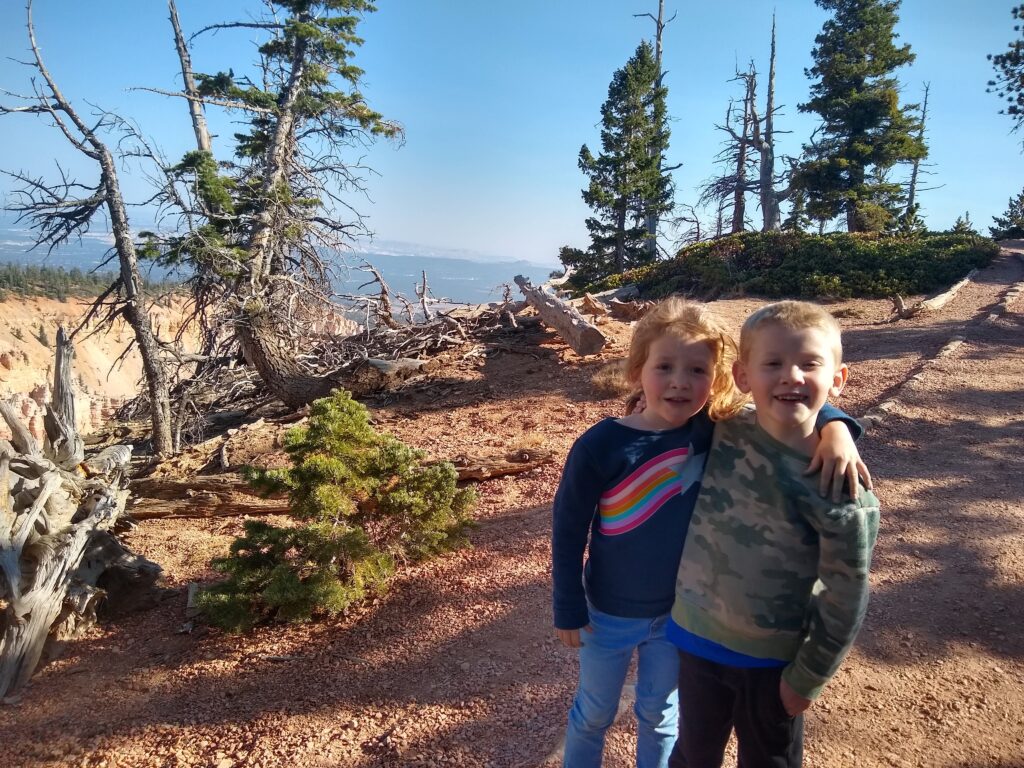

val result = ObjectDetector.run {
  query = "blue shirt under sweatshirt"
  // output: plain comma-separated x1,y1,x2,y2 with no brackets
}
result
551,406,860,632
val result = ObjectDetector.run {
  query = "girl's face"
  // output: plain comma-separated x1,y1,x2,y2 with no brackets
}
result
634,333,715,430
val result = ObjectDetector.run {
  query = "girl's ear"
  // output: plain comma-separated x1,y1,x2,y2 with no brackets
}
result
732,359,752,394
830,364,850,397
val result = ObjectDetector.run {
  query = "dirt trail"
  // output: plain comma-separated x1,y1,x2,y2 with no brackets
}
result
2,250,1022,768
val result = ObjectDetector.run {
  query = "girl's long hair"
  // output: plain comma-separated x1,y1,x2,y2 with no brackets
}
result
625,296,748,421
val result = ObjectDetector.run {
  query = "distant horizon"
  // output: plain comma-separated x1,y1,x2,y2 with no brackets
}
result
0,222,559,305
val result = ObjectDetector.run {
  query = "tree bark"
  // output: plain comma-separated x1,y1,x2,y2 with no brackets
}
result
758,14,783,231
514,276,606,356
236,309,338,409
42,326,85,469
905,82,929,218
168,0,212,153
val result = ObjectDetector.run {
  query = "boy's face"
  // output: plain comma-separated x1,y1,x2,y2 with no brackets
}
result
733,323,849,446
634,334,715,430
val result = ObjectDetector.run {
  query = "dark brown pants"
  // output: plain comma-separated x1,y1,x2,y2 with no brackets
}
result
668,650,805,768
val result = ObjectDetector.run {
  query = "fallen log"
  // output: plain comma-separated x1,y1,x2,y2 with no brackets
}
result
129,447,557,520
345,357,427,395
609,298,654,321
513,275,606,356
438,447,555,481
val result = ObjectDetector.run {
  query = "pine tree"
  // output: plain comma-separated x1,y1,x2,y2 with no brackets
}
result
796,0,927,232
987,5,1024,145
197,391,475,631
575,41,674,279
989,189,1024,239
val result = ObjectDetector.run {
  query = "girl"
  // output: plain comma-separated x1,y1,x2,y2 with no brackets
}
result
551,297,866,768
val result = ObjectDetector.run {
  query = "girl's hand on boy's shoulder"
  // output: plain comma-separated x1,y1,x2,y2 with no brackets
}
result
555,625,592,648
779,679,813,718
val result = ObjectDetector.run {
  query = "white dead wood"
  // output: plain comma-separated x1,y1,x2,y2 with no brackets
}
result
0,344,153,698
42,326,85,470
513,275,607,356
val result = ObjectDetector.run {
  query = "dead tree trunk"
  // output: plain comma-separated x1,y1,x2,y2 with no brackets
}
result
236,305,338,409
905,82,929,219
754,14,786,231
168,0,211,153
514,275,606,356
42,326,84,470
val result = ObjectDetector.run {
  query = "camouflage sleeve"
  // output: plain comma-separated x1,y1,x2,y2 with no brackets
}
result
551,438,603,630
782,495,880,700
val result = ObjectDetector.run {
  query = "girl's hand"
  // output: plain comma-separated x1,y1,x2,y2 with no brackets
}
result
807,420,873,502
555,625,591,648
779,678,812,717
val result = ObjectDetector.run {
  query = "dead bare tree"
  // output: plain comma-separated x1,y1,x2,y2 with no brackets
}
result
699,15,792,233
749,14,790,231
0,0,174,454
635,1,678,257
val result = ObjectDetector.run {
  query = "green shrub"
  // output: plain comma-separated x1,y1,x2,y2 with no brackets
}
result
582,231,999,300
197,390,476,632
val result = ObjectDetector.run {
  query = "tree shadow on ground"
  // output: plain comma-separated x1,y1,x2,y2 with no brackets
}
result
854,371,1024,667
0,503,575,768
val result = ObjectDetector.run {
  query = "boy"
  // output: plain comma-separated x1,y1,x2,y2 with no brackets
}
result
667,301,880,768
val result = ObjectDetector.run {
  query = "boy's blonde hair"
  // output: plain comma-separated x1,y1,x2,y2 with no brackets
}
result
739,300,844,364
626,296,748,421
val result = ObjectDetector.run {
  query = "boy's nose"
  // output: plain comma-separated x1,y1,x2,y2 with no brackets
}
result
781,365,804,384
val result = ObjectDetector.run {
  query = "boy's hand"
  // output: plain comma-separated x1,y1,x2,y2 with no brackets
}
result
807,421,873,502
555,625,592,648
779,679,813,717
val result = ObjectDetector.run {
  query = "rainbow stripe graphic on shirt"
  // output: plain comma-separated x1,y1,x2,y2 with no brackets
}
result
598,447,692,536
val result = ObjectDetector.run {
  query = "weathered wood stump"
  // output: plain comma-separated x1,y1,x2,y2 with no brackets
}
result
0,332,155,699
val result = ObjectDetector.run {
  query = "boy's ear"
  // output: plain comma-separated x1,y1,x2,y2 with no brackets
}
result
830,363,850,397
732,359,752,394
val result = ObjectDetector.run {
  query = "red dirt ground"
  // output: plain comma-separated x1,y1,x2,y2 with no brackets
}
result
2,248,1023,768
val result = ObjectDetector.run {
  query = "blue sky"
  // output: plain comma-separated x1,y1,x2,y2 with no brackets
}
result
1,1,1022,267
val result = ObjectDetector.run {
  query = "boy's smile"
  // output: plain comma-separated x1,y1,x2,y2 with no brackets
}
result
634,334,715,430
733,324,848,450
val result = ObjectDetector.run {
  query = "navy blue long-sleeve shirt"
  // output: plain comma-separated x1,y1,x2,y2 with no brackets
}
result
551,406,860,630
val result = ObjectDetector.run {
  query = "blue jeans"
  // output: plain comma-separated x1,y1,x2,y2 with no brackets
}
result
563,606,680,768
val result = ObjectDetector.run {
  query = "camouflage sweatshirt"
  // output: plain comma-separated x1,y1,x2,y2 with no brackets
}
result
671,411,880,700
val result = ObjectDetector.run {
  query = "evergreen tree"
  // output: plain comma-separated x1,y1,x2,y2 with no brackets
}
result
951,212,977,235
989,189,1024,239
987,5,1024,144
197,391,475,632
795,0,926,232
575,41,674,279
